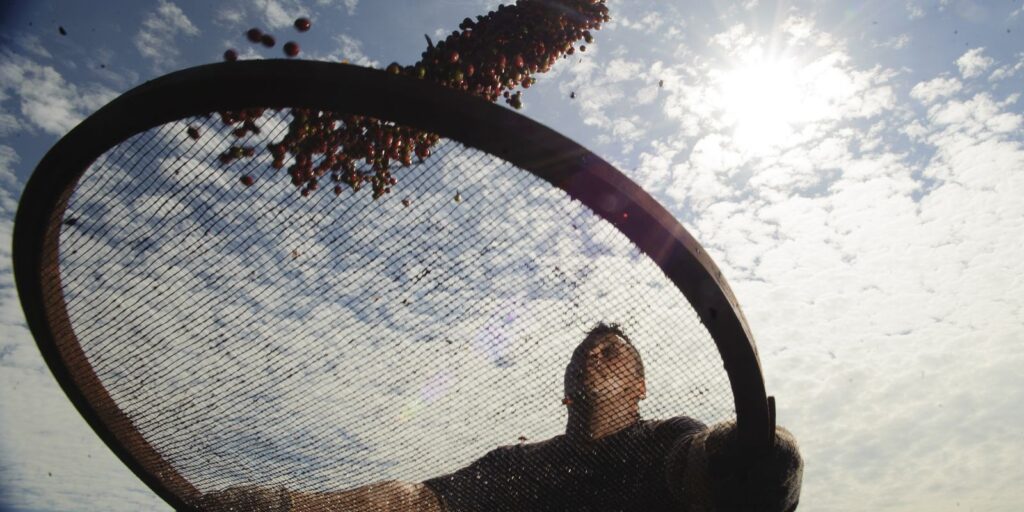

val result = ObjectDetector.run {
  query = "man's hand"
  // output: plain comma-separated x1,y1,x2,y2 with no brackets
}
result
193,484,292,512
666,421,803,512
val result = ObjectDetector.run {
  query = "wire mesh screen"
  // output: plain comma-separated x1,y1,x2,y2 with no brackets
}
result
54,108,734,497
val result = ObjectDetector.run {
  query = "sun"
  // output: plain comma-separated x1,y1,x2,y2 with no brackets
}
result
717,53,806,153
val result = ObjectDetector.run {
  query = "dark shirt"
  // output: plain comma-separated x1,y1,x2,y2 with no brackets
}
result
423,416,706,512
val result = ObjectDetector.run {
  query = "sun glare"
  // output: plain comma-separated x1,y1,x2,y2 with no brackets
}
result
718,54,806,153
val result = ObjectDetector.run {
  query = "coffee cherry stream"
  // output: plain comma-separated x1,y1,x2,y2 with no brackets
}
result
212,0,609,199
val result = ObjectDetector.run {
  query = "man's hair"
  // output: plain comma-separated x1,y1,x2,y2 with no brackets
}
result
562,322,644,403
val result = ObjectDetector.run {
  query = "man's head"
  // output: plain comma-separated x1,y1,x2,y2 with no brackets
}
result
563,323,646,408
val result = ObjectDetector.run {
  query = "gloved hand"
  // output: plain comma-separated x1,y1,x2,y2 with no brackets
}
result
192,484,293,511
666,421,803,512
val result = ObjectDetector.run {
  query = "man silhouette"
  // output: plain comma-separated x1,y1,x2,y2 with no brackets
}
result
199,323,802,511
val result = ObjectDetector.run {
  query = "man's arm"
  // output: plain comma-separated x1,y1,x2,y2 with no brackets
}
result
289,480,443,512
196,480,443,512
197,443,527,511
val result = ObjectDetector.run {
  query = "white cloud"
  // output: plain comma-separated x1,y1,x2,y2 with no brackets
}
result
555,48,652,151
634,84,659,106
0,109,21,137
329,34,378,67
216,6,245,25
604,58,643,82
906,1,926,19
134,0,200,71
257,0,294,28
709,24,755,51
876,33,911,50
927,93,986,126
781,15,835,48
0,52,118,136
632,139,682,190
909,76,962,104
0,145,18,214
252,0,311,29
14,33,53,59
320,0,359,16
221,0,348,29
781,16,814,44
902,120,928,141
615,11,665,33
956,47,994,79
989,52,1024,82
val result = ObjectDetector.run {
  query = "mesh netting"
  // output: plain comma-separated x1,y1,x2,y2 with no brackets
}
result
54,108,734,497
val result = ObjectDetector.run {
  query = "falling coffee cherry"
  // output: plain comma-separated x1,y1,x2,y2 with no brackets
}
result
401,198,411,207
260,34,276,48
223,49,238,62
240,175,255,186
211,0,610,200
58,26,67,36
186,126,200,140
294,17,311,32
283,41,300,57
246,28,262,43
454,191,462,203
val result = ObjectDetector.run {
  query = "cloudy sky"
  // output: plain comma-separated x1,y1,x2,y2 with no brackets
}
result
1,0,1023,511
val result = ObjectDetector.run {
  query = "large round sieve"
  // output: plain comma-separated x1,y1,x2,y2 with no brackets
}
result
12,61,771,510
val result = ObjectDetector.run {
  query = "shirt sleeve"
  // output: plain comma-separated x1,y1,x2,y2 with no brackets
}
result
653,416,707,441
423,445,530,512
652,416,709,507
664,420,804,512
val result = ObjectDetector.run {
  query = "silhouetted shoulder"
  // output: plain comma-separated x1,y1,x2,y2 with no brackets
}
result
647,416,707,442
654,415,707,432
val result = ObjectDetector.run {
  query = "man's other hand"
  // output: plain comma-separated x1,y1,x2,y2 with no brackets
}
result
667,421,803,511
